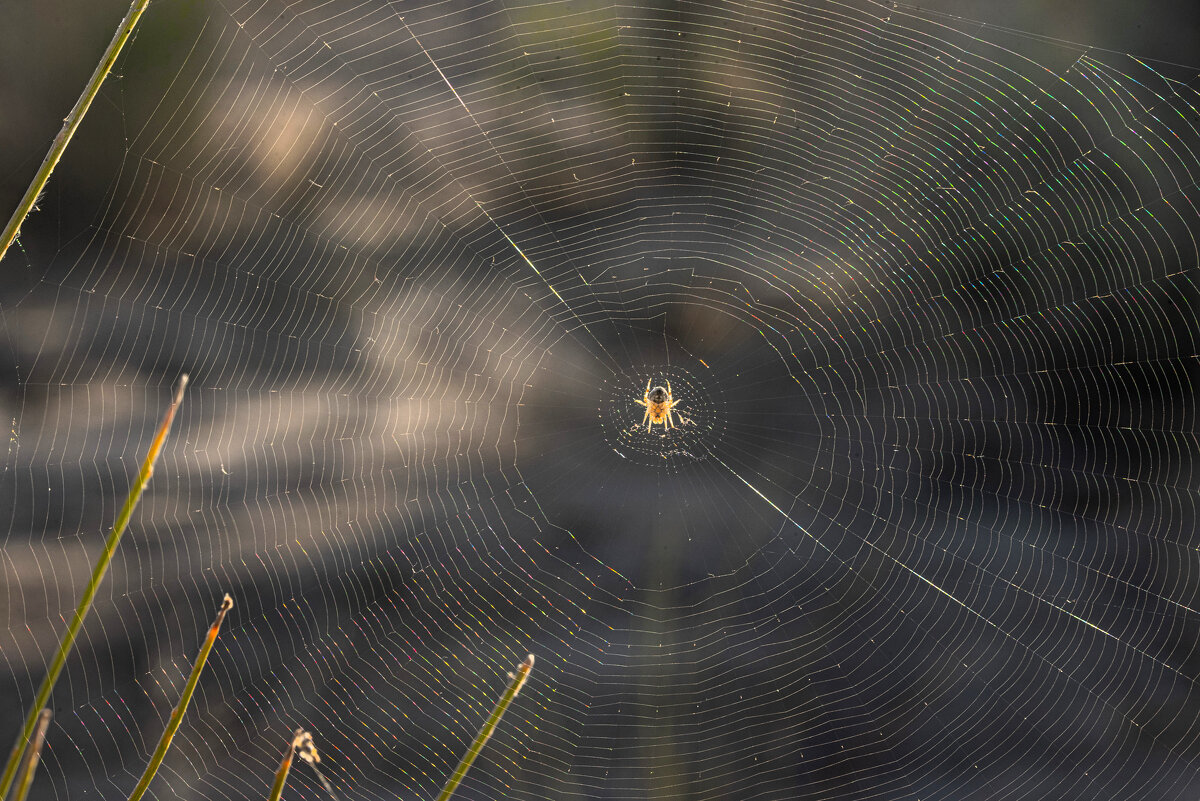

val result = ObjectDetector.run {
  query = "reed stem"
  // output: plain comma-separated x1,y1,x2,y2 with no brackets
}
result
0,0,151,265
126,594,233,801
0,374,188,799
435,654,534,801
8,709,50,801
266,729,306,801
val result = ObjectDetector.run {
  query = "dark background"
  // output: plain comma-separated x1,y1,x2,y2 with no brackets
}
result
1,1,1198,800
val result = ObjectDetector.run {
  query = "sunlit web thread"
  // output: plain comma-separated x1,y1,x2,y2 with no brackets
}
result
891,0,1200,73
667,18,1190,757
397,12,631,376
699,441,1199,746
726,359,1200,666
211,0,627,381
732,408,1200,632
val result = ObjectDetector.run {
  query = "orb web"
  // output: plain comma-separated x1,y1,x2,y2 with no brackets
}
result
594,359,725,468
1,1,1197,800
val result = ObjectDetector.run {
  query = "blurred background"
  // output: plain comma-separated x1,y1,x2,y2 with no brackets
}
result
1,1,1198,799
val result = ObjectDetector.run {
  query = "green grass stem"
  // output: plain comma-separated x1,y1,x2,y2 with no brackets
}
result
126,593,233,801
0,0,151,265
435,654,534,801
7,709,50,801
266,730,306,801
0,374,188,799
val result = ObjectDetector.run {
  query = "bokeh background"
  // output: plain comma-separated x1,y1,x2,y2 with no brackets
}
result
1,1,1198,799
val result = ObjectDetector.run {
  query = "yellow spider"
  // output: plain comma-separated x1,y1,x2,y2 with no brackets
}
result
634,379,680,431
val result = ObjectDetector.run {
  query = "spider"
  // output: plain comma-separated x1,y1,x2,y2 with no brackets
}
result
634,379,681,431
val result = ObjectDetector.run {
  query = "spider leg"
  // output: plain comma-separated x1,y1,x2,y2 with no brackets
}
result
642,408,650,429
666,380,672,401
666,406,675,429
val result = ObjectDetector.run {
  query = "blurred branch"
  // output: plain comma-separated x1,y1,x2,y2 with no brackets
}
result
0,0,151,264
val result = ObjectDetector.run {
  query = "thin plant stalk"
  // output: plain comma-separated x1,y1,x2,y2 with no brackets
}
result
292,730,339,800
8,709,50,801
267,729,306,801
0,0,151,265
126,594,233,801
0,374,189,799
435,654,535,801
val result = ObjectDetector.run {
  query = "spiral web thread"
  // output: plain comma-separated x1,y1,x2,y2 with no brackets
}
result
1,1,1197,799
